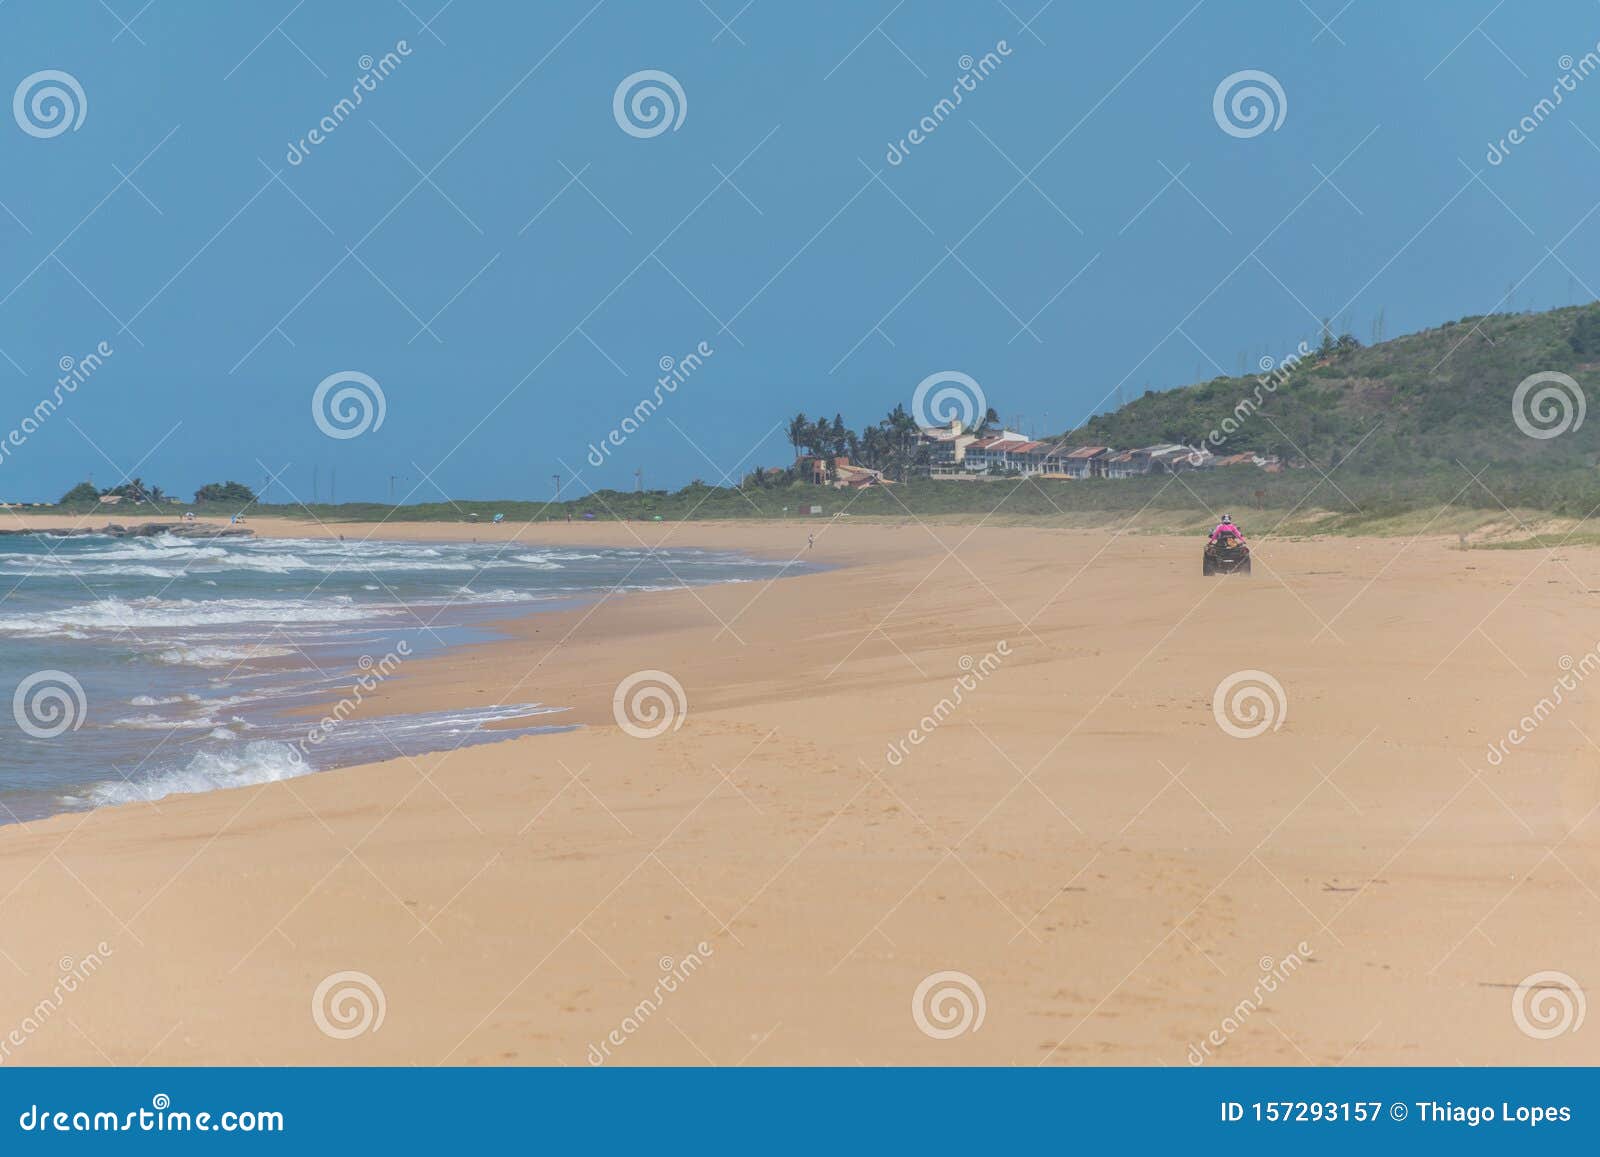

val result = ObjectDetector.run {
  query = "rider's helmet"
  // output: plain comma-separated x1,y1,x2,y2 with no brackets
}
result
1220,513,1232,524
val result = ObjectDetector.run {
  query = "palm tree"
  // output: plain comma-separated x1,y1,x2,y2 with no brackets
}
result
787,412,809,459
1318,318,1336,359
858,425,885,471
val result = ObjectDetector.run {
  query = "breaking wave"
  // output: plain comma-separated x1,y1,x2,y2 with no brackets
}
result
66,741,314,807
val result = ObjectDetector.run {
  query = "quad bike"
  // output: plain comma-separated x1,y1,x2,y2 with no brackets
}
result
1203,533,1251,576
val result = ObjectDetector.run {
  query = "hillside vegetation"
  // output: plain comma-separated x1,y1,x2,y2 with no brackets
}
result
1069,303,1600,474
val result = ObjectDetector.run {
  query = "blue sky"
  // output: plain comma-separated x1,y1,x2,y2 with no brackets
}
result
2,0,1599,502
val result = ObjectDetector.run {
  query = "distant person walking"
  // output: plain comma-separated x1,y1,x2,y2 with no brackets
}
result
807,533,815,550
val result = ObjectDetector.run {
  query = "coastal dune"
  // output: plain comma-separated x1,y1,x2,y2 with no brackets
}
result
0,516,1596,1065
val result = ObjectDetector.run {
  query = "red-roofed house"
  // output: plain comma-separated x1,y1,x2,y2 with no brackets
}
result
1104,448,1153,478
1061,446,1110,479
961,431,1029,474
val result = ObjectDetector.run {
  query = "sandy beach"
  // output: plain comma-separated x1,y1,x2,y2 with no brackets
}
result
0,514,1596,1066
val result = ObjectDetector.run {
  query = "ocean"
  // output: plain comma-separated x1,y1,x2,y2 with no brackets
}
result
0,530,800,824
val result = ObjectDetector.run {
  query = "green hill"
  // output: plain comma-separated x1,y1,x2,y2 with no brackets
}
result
1067,303,1600,475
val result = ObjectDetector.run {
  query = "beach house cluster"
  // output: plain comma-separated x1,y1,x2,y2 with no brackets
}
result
799,456,893,489
787,418,1285,489
917,420,1282,481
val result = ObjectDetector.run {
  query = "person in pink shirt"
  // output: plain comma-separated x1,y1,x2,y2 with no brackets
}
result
1209,514,1245,544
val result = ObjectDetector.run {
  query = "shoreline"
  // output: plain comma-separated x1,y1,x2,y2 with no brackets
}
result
197,515,904,728
0,517,829,824
1,516,1596,1065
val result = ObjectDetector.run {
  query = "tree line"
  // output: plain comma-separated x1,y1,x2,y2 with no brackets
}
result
779,403,1002,483
57,479,258,507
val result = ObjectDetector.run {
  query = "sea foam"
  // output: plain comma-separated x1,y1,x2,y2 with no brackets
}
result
68,741,313,807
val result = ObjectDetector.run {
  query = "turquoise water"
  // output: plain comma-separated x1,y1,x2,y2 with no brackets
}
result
0,532,802,823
